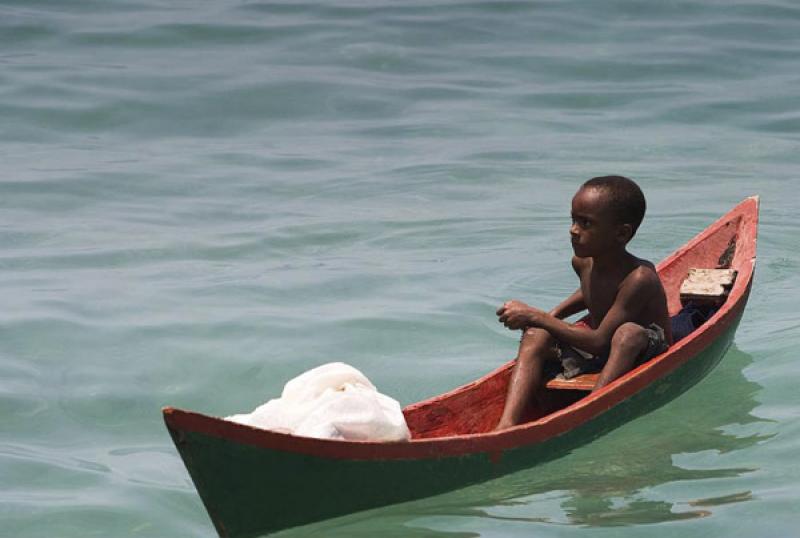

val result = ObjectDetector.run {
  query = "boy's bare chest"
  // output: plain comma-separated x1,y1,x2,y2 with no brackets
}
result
580,274,623,322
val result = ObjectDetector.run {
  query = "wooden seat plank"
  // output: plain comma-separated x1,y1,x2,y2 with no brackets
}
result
545,373,598,391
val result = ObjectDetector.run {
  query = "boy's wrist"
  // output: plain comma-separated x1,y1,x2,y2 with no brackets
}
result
526,307,548,327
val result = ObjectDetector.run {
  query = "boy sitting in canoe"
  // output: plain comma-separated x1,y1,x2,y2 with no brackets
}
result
495,176,672,430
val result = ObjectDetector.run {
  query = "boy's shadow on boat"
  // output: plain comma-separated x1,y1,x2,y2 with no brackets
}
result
278,345,772,537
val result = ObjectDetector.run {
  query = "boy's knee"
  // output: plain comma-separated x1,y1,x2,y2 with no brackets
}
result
611,322,648,350
518,328,554,360
521,327,552,346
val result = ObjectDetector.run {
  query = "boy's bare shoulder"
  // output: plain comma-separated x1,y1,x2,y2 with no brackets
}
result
623,258,663,294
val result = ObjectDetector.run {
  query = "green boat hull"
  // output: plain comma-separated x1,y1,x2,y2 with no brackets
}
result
167,312,740,538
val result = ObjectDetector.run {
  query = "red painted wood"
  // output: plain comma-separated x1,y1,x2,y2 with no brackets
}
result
163,197,758,462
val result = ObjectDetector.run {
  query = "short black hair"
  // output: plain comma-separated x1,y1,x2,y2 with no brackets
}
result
582,175,646,235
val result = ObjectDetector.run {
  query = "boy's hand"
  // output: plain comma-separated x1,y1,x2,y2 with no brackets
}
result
496,300,545,330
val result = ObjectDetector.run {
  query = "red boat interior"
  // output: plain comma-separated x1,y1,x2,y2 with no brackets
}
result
404,211,749,440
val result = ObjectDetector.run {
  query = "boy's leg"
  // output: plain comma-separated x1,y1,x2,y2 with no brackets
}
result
592,322,649,391
496,327,558,430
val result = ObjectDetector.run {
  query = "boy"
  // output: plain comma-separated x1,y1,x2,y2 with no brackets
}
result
494,176,672,430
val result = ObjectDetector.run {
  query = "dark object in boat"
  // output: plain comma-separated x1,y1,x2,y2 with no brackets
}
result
671,301,718,343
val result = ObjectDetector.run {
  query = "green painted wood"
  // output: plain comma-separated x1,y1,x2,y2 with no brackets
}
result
168,313,741,538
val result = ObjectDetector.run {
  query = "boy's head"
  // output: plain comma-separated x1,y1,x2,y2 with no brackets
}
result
570,175,646,257
582,175,646,234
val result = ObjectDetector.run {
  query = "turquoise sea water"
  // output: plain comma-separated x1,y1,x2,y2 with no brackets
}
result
1,1,799,536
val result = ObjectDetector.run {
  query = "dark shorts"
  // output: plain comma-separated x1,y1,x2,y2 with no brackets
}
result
552,323,668,380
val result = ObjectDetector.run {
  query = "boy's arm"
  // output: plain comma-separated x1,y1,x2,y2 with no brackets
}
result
549,288,586,319
498,269,656,355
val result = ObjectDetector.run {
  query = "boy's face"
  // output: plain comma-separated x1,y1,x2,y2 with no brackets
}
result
570,186,630,258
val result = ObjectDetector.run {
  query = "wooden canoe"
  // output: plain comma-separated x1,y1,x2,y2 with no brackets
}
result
163,196,759,537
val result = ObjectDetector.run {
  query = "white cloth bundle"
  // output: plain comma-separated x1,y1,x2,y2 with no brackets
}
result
225,362,411,442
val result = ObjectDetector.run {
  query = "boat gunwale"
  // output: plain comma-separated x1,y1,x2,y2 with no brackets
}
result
163,196,758,461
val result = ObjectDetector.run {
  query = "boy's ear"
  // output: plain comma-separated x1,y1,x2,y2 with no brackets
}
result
616,223,634,244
